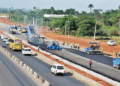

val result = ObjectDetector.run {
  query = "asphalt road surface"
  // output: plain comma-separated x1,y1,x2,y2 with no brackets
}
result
0,23,120,82
0,37,87,85
0,49,38,86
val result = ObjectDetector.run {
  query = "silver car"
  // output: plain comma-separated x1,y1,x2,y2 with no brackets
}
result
107,40,116,46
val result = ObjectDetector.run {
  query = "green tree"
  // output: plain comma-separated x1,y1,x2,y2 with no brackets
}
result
88,4,94,13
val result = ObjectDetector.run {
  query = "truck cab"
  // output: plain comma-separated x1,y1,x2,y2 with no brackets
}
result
113,58,120,69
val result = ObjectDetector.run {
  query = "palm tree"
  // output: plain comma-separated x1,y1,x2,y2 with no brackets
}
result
51,7,54,14
88,4,94,13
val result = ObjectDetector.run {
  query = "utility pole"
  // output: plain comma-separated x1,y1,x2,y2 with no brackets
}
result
36,18,37,28
68,21,70,39
94,21,97,40
42,18,43,26
33,18,34,25
65,21,67,35
47,20,48,27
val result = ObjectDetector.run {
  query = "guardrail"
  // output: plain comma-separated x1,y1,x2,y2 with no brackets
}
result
0,46,53,86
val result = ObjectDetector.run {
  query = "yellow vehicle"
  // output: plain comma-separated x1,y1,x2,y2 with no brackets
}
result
9,38,22,50
21,27,27,33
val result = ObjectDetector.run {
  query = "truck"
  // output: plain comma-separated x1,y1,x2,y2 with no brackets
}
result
85,42,102,54
47,41,62,50
9,27,17,34
113,58,120,69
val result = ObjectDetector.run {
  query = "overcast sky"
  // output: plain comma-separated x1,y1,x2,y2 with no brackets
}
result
0,0,120,12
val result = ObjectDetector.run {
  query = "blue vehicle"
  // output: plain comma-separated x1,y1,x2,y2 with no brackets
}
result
26,25,44,45
47,41,62,50
85,42,102,54
113,58,120,69
9,27,17,34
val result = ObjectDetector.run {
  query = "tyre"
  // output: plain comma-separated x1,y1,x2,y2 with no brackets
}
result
87,51,90,54
117,65,120,69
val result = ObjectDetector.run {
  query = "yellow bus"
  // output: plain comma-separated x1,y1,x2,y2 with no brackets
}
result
9,38,22,50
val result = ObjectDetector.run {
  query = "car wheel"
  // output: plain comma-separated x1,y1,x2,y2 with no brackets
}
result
87,51,90,54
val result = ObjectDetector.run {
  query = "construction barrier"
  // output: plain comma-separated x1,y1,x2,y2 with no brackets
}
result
26,66,30,72
29,68,33,75
33,71,38,78
23,64,27,69
19,61,23,66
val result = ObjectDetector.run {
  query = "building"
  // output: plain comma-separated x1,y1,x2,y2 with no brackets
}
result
44,14,68,18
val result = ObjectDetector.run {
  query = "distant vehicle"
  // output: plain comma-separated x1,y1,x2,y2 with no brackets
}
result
21,27,28,33
22,47,31,55
9,38,22,50
85,42,102,54
51,64,65,75
9,27,17,34
3,38,8,42
1,35,7,40
17,25,21,31
47,41,62,50
107,40,116,46
5,40,9,45
113,58,120,69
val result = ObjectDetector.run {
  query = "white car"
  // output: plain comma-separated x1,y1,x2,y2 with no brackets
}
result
22,47,31,55
107,40,116,46
5,40,9,45
3,38,8,42
1,35,6,40
51,64,65,75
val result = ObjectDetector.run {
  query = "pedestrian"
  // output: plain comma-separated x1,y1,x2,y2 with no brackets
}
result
119,52,120,57
113,51,115,58
71,43,73,48
75,43,77,48
77,44,79,50
89,59,92,68
67,41,69,46
101,47,103,53
38,45,40,51
116,51,117,58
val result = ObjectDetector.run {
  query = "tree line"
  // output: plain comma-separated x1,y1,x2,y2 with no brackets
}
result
5,4,120,37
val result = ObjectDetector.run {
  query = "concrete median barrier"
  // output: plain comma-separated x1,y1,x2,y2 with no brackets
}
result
12,55,15,60
23,64,27,69
16,59,20,64
19,61,23,66
26,66,30,72
33,71,38,78
39,76,44,83
43,80,50,86
29,68,33,75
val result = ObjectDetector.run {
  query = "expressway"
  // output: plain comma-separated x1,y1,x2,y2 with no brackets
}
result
0,47,39,86
0,23,120,82
0,35,87,85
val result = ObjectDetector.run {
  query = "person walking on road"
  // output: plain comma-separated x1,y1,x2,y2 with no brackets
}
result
38,45,40,51
71,43,73,48
77,44,79,50
89,59,92,68
101,47,104,53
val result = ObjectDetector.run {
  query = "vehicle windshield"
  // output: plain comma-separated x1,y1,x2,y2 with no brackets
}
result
57,66,64,69
25,49,31,51
111,41,114,42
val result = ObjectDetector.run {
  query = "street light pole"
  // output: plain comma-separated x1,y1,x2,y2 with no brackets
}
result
32,18,34,25
65,21,67,35
94,21,97,40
